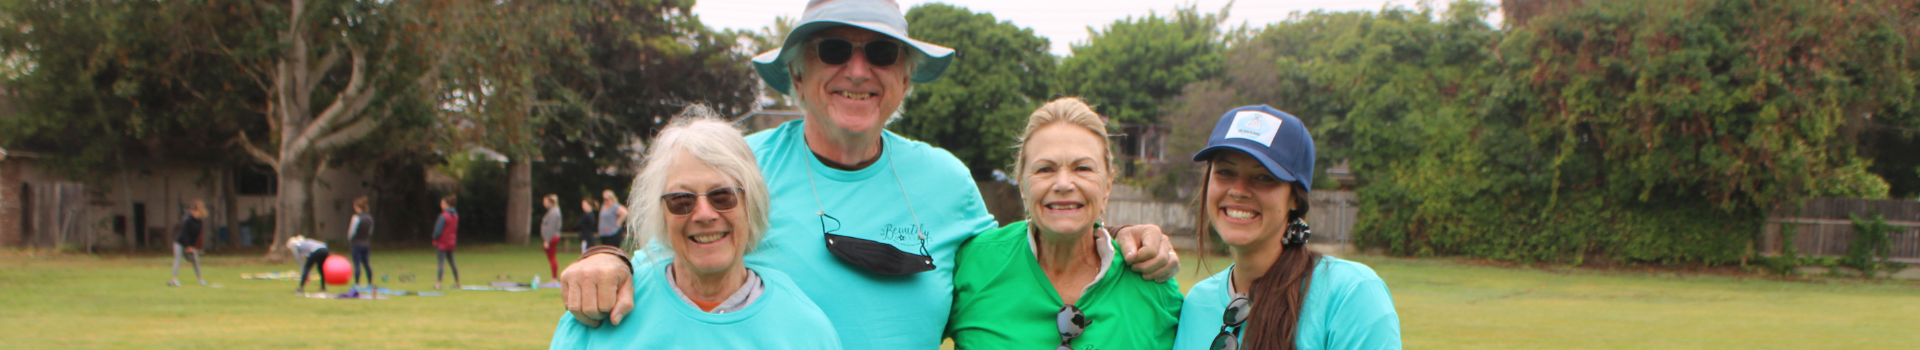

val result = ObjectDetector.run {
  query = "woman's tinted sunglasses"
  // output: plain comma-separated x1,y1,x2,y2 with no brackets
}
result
658,187,741,215
1057,305,1092,350
1211,296,1252,350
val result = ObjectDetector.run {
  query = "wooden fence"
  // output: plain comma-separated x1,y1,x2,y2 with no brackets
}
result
1761,198,1920,263
22,182,93,250
1304,190,1359,244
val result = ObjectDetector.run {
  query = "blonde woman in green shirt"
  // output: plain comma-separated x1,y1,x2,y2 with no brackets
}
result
947,98,1182,349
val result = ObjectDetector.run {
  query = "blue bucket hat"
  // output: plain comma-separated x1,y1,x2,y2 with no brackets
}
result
751,0,956,95
1191,105,1316,193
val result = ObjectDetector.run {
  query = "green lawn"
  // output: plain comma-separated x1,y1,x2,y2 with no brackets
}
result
3,246,1916,349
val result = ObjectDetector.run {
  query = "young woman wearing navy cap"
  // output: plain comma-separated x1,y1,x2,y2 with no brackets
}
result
1172,106,1402,350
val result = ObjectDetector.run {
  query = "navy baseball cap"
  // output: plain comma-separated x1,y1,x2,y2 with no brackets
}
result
1191,105,1316,193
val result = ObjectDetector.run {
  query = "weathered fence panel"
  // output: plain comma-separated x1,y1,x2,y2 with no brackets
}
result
1305,191,1359,244
24,182,90,250
1762,198,1920,263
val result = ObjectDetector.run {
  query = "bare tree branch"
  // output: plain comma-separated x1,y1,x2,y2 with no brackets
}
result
232,133,280,170
306,46,343,97
288,45,379,161
308,117,383,153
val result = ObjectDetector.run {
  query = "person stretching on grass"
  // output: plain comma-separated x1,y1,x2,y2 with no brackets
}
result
169,200,209,287
288,235,330,293
432,195,461,289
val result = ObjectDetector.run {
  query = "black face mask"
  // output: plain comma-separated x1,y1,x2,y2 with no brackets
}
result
819,213,935,276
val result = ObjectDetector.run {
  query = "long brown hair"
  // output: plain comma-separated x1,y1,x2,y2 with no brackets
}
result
1193,160,1318,350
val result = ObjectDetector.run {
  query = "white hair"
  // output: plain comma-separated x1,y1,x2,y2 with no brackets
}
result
622,105,772,261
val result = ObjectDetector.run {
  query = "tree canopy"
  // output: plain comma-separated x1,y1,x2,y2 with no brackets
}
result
1166,0,1920,264
892,3,1057,180
1058,3,1226,125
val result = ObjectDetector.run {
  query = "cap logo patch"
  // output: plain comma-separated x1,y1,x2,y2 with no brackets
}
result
1226,111,1282,147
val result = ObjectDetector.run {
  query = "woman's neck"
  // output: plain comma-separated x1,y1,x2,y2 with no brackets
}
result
1035,225,1103,304
672,262,748,303
804,123,883,170
1229,237,1287,295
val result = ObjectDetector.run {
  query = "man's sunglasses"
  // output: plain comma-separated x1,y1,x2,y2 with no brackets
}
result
814,38,903,66
658,187,742,216
1211,296,1252,350
1057,305,1092,350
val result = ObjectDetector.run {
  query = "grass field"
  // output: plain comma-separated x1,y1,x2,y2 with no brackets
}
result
3,245,1918,349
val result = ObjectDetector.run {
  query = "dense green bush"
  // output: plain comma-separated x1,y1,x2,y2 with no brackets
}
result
1844,213,1898,278
1165,0,1919,265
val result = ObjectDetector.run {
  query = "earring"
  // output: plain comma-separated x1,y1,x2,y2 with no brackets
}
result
1282,219,1312,247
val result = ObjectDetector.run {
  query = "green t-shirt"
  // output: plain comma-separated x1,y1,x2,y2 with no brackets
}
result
947,220,1182,350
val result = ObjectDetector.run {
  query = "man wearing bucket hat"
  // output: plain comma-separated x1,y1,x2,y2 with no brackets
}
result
556,0,1183,349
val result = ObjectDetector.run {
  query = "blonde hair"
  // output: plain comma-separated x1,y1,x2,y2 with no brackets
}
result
285,235,307,251
189,199,209,217
1012,98,1116,222
623,105,772,259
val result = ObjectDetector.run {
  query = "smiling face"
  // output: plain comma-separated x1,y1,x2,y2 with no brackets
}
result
661,152,749,276
793,26,912,138
1205,151,1297,251
1020,123,1111,238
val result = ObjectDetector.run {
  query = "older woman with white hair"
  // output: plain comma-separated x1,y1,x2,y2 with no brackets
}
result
549,107,840,349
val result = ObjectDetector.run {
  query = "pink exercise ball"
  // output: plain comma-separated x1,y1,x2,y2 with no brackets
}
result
323,255,351,285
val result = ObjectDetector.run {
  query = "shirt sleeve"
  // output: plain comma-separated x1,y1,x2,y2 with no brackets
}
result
549,312,592,349
1328,276,1403,350
432,215,446,240
543,210,562,240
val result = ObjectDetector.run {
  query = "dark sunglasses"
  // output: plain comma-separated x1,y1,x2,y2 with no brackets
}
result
819,212,935,275
1211,296,1252,350
1056,305,1092,350
815,38,903,66
658,187,742,216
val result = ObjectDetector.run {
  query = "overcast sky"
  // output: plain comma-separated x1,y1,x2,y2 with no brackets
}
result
691,0,1503,56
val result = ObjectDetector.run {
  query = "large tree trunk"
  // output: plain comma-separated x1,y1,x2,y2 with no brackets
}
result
267,164,315,261
506,157,532,244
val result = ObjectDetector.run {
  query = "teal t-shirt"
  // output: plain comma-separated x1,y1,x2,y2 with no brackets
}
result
948,221,1182,350
740,120,1001,350
549,260,840,349
1171,256,1402,350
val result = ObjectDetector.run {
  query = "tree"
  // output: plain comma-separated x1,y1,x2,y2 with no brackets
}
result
525,0,759,227
219,0,450,260
0,0,257,180
891,3,1057,180
1057,3,1227,125
1,0,269,250
1176,0,1920,265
